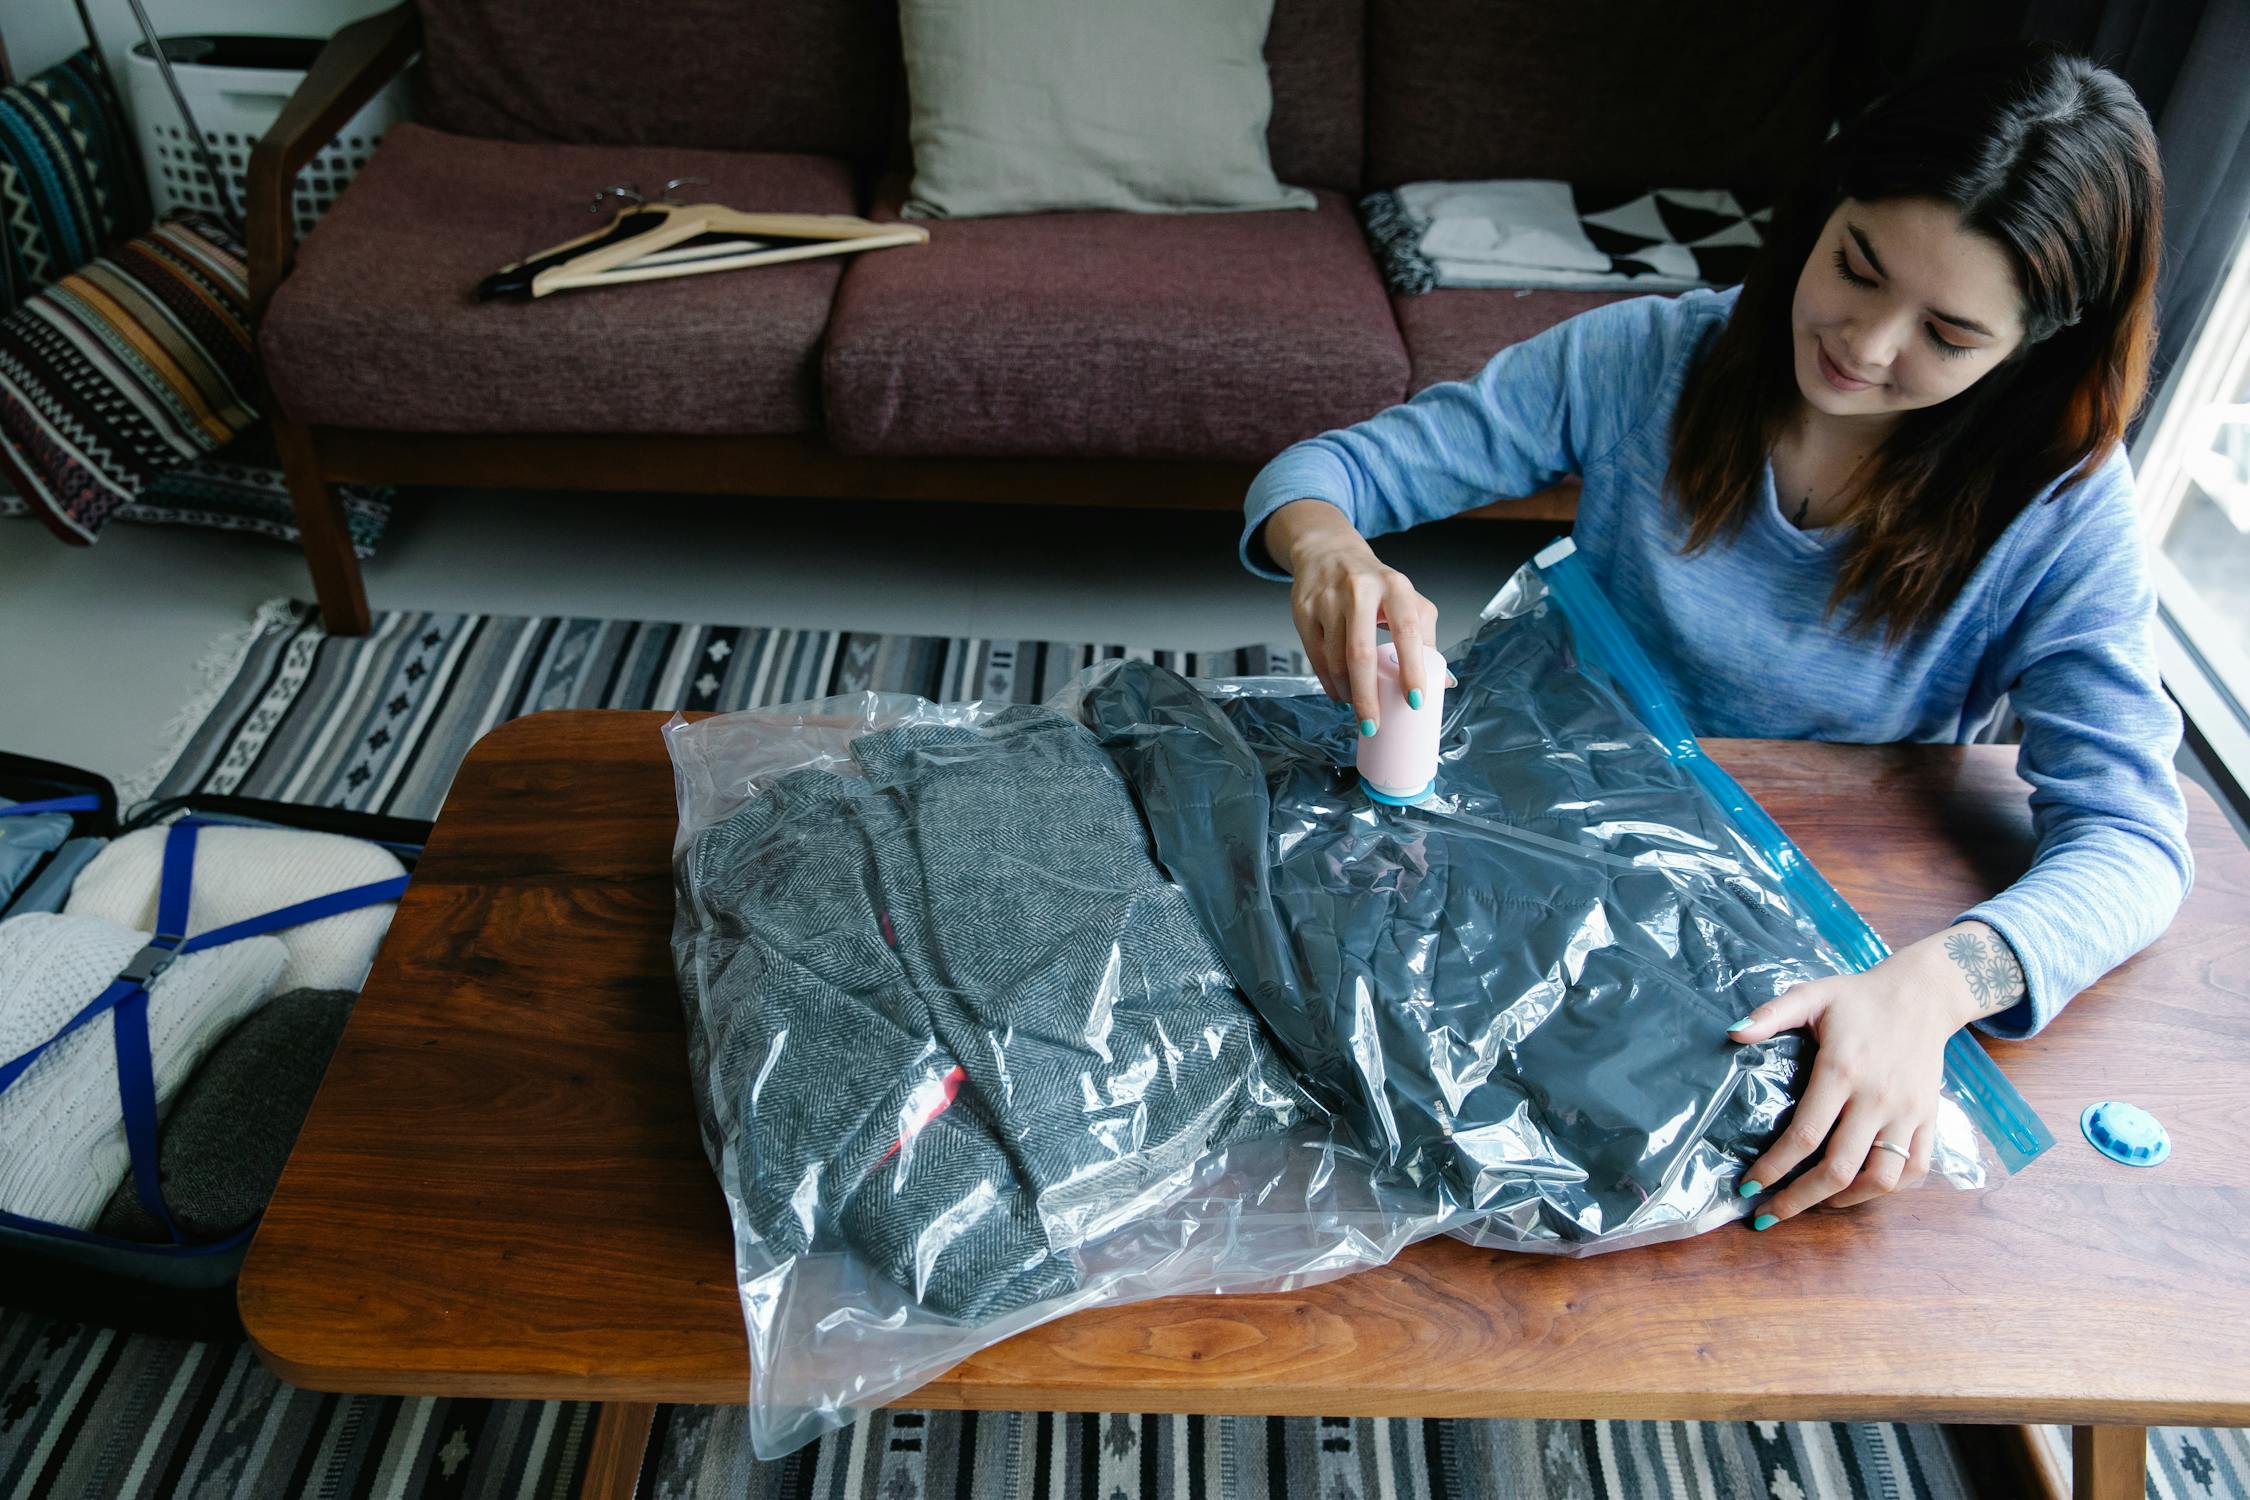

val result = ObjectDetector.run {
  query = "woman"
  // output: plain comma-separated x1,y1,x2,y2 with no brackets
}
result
1241,44,2193,1227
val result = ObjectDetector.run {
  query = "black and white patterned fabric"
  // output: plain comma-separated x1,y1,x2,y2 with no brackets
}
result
1362,180,1769,297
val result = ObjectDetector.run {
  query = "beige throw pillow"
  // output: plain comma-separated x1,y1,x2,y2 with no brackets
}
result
900,0,1316,219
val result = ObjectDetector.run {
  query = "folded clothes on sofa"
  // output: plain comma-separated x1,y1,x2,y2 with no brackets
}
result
96,987,355,1242
1360,180,1768,296
0,912,286,1229
676,707,1319,1320
67,825,405,992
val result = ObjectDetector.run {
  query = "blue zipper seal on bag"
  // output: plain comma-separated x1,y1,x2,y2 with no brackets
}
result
1533,538,2054,1174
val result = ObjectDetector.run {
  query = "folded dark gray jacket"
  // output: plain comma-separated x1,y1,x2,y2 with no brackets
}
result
97,988,354,1241
678,707,1317,1320
1067,598,1820,1247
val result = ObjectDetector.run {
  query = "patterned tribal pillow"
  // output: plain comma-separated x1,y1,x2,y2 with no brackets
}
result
0,212,260,544
0,49,145,318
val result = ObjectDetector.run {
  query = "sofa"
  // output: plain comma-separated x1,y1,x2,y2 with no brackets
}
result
250,0,1847,634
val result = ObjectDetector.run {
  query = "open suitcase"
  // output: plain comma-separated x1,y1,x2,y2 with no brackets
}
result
0,749,430,1338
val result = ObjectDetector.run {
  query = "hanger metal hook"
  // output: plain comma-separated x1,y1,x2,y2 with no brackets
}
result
658,176,709,205
590,183,647,214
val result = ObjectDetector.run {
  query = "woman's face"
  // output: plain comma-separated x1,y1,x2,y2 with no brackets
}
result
1790,196,2027,421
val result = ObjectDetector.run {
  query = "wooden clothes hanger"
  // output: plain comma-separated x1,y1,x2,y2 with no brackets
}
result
474,181,928,301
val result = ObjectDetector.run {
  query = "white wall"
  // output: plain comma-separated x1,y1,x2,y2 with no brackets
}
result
2,0,389,112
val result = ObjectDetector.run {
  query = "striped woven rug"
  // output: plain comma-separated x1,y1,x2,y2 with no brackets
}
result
138,599,1304,815
4,1305,1992,1500
13,1293,2250,1500
9,597,2233,1498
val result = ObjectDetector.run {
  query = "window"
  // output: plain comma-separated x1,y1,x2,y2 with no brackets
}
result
2135,213,2250,780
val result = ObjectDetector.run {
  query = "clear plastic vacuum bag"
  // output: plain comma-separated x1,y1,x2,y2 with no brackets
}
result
667,698,1458,1459
667,542,2048,1457
1059,542,2046,1261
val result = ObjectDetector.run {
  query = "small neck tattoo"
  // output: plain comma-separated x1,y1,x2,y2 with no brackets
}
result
1793,495,1812,528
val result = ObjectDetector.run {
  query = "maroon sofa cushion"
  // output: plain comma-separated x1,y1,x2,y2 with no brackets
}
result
822,183,1408,462
260,124,858,435
1366,1,1837,188
413,0,901,161
1394,288,1640,393
1265,0,1366,192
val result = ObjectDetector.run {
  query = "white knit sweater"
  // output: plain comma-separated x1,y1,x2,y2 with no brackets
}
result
0,912,286,1230
66,825,404,993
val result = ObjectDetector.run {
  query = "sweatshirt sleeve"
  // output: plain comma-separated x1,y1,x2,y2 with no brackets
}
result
1239,292,1705,580
1958,455,2194,1038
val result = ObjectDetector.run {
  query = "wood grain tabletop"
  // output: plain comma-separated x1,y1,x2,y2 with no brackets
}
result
237,710,2250,1426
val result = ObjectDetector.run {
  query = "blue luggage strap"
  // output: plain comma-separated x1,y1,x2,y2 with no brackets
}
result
0,793,102,817
0,817,408,1246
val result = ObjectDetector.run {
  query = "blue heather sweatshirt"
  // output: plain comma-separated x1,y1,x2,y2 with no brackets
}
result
1241,286,2192,1039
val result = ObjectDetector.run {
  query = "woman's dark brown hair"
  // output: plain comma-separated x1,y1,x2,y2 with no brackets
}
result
1665,43,2163,637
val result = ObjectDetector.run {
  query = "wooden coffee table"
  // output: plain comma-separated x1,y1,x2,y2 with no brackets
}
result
238,709,2250,1500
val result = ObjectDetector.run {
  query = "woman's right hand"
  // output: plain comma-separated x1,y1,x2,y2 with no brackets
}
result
1264,499,1442,731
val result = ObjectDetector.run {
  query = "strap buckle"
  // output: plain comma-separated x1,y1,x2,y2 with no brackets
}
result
115,933,186,989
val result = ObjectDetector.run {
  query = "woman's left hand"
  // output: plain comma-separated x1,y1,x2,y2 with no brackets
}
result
1725,920,2026,1224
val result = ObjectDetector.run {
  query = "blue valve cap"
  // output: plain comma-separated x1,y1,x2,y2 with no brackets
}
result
2080,1100,2169,1167
1361,775,1436,807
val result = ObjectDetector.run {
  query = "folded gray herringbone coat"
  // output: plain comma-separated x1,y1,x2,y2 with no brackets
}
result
676,707,1317,1320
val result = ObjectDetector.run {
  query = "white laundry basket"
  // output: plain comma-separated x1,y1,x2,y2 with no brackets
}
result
128,35,412,238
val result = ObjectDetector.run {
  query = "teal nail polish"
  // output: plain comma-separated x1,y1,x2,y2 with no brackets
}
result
1752,1213,1778,1231
1738,1180,1762,1198
1407,688,1424,710
1727,1016,1754,1032
1360,718,1377,738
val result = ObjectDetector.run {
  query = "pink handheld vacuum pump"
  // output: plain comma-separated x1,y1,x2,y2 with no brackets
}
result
1356,642,1448,805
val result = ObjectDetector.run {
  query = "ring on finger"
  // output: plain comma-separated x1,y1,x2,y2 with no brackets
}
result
1871,1139,1910,1161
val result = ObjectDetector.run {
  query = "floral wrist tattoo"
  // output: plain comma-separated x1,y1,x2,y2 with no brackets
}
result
1943,928,2027,1017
